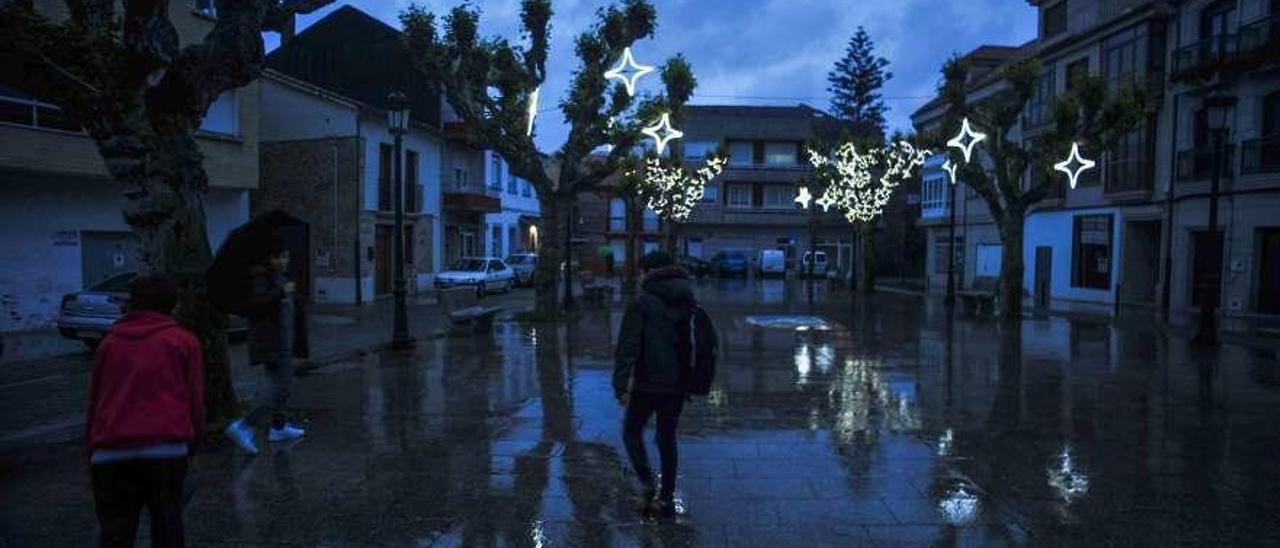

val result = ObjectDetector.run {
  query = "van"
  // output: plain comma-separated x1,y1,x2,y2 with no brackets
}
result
800,251,828,278
758,249,786,277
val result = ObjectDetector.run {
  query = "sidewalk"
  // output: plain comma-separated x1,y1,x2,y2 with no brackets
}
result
878,280,1280,355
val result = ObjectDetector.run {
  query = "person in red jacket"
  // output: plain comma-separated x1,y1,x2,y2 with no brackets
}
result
85,274,204,548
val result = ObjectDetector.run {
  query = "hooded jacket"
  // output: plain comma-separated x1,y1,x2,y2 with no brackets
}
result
85,311,205,451
248,265,295,364
613,265,695,396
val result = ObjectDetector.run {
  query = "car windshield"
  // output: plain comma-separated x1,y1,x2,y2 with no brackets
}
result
91,272,137,293
506,255,532,265
450,259,487,272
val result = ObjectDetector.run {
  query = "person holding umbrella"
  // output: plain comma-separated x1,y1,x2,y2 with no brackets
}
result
224,238,306,454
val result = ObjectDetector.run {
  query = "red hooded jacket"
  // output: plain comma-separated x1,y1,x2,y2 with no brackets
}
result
85,312,205,451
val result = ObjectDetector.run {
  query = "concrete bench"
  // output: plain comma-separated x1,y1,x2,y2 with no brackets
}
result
580,270,613,304
958,277,1000,316
438,287,502,335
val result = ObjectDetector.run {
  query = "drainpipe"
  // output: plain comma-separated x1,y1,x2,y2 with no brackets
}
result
355,114,364,305
1160,8,1182,324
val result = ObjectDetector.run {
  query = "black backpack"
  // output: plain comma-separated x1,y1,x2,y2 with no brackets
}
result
687,305,718,396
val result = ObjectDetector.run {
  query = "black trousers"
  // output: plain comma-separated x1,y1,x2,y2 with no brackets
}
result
622,391,685,499
92,457,187,548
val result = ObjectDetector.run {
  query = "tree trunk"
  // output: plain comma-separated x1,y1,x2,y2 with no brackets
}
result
807,212,818,305
857,223,876,294
117,132,236,424
534,194,567,316
998,210,1026,318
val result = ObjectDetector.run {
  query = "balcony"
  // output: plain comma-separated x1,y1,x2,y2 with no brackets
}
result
1239,15,1280,59
1104,158,1153,197
443,178,500,213
1176,144,1235,182
1172,35,1239,76
1242,136,1280,175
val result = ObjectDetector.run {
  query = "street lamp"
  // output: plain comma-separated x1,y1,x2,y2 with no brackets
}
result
387,90,414,350
1195,88,1237,346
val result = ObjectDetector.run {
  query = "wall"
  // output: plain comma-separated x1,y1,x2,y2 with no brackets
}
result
1023,207,1122,304
260,78,360,141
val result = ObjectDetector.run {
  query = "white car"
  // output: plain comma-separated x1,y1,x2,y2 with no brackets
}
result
434,257,516,295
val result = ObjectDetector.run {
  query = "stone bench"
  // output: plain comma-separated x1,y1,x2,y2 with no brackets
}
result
958,277,999,316
438,287,502,335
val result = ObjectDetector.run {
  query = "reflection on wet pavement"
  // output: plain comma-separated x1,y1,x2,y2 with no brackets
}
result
3,278,1280,546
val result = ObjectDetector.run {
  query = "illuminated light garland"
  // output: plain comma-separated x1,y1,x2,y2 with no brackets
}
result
641,112,683,155
806,141,931,223
947,117,986,164
795,186,813,209
1053,142,1096,189
526,86,540,136
942,159,959,185
630,155,726,223
604,47,655,97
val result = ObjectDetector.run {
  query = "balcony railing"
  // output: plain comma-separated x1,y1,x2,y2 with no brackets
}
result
1172,34,1239,74
1104,158,1153,194
1177,144,1235,182
1242,136,1280,175
1239,15,1280,55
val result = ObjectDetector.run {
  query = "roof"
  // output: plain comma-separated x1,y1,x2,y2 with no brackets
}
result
265,6,441,128
911,42,1037,122
683,104,845,141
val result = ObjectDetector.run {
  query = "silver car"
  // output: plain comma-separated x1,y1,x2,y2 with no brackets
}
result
57,272,135,348
505,253,538,287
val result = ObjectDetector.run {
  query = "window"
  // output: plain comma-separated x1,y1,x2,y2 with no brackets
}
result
1104,29,1140,89
405,150,419,213
490,155,503,190
727,184,751,207
1066,58,1090,92
508,226,519,254
199,90,238,135
643,208,659,232
0,87,80,131
522,178,532,197
764,142,798,166
729,141,753,165
1105,129,1147,192
1072,214,1113,289
1024,63,1056,129
378,144,393,211
609,198,627,231
195,0,217,17
762,185,795,208
1044,1,1067,37
507,171,518,195
491,225,502,256
404,226,415,268
701,185,719,204
685,140,718,160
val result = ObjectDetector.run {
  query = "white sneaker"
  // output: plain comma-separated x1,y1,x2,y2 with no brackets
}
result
224,419,259,454
268,424,306,442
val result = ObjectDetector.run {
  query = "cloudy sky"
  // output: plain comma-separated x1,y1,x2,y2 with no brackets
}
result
269,0,1038,151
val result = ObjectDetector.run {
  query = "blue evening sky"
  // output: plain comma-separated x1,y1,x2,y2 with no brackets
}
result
267,0,1038,151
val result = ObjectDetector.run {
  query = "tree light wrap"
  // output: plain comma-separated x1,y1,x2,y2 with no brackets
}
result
806,141,931,223
604,47,655,97
526,86,540,136
631,154,727,223
947,117,986,164
1053,142,1096,189
942,158,959,185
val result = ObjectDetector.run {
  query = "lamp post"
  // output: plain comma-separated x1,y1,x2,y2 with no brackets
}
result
945,176,958,307
387,91,414,350
1195,89,1237,346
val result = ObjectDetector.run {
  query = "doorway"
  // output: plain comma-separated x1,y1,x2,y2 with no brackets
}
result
375,226,391,296
1258,228,1280,314
1191,229,1223,307
80,231,139,289
1035,246,1052,309
1120,221,1161,305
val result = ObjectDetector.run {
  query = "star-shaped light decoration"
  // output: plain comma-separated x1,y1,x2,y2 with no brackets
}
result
1053,142,1096,189
642,113,683,155
795,186,813,209
814,189,837,212
947,118,986,164
604,47,655,97
942,159,959,185
526,87,540,137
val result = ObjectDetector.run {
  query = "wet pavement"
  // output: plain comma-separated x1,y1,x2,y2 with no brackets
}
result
3,279,1280,546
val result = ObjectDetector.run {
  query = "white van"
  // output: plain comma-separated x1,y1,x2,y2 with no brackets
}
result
758,249,786,277
800,250,828,277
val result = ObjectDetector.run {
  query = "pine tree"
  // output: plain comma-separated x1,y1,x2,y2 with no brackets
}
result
827,27,893,136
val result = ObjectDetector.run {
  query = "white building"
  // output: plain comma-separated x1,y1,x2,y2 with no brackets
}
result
482,151,541,260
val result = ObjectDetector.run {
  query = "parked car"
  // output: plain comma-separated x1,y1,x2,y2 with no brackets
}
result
505,253,538,286
435,257,516,295
58,272,247,348
710,251,749,278
757,249,786,278
677,255,712,278
800,250,829,278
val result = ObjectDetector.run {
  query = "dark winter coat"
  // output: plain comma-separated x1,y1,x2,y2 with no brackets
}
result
86,312,205,451
613,265,695,397
248,266,296,365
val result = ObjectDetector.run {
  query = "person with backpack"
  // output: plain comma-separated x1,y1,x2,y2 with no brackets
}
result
224,243,306,454
86,275,203,547
614,251,717,518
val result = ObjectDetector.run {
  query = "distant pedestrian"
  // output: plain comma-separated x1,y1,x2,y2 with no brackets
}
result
614,251,696,517
225,242,306,454
86,274,203,548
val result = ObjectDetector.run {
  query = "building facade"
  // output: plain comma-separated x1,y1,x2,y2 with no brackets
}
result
0,1,257,332
259,6,445,304
481,151,541,261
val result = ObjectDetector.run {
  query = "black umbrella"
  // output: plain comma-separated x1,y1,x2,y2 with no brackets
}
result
207,210,309,359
